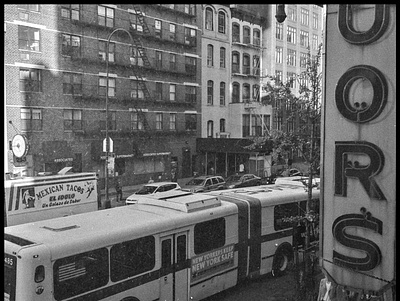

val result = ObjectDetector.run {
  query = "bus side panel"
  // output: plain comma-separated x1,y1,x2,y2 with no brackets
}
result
5,175,98,227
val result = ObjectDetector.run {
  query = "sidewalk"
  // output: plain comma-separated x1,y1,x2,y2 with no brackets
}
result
99,177,193,209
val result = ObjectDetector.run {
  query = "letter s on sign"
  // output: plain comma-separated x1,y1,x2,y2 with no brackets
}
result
332,213,382,271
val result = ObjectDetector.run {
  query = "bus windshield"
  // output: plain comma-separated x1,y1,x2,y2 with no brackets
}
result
4,253,16,301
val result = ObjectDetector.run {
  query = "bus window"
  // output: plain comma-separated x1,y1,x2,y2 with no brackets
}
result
53,248,109,300
110,236,155,282
274,202,302,231
194,218,225,254
177,234,187,263
162,239,172,268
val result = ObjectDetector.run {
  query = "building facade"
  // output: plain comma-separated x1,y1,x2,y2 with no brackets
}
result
4,4,202,187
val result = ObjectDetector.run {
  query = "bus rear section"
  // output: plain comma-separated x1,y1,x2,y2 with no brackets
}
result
4,172,98,227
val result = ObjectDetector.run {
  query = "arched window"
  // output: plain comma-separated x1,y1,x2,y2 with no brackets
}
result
218,11,226,33
252,84,260,101
243,53,250,75
207,120,214,138
207,80,214,105
243,83,250,103
232,23,240,42
220,118,226,132
205,7,213,31
220,47,226,68
232,82,240,103
253,55,260,76
243,26,251,44
219,82,226,105
207,44,214,67
232,51,240,73
253,29,260,46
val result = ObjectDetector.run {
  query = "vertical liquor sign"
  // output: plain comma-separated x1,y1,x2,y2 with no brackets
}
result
322,4,396,298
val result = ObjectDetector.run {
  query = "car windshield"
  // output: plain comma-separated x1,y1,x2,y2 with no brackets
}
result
135,185,157,195
226,175,242,182
186,178,205,186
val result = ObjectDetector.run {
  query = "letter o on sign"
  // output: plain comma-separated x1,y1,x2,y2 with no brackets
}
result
335,65,388,123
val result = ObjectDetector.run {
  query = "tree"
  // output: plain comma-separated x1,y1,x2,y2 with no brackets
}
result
248,44,323,300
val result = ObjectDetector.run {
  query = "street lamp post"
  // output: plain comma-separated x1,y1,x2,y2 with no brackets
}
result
104,28,135,208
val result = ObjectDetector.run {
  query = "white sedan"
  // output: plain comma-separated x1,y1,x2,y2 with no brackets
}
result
125,181,181,205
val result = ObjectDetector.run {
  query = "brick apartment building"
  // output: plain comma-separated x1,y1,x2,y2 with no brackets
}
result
5,4,202,187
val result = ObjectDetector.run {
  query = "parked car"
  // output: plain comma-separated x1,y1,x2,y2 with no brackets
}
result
224,173,261,189
181,175,225,193
277,168,303,177
125,181,181,205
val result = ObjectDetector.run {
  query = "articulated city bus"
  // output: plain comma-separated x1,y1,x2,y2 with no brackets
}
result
4,183,319,301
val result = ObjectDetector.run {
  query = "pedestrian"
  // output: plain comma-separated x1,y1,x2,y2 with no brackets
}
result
115,180,123,203
148,177,154,183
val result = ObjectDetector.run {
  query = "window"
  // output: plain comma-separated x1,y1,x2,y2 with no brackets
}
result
61,4,79,20
155,19,162,38
53,248,108,300
184,27,196,46
252,115,262,136
169,23,176,41
274,202,307,231
287,26,296,44
110,236,155,282
131,80,144,99
205,7,213,30
207,44,214,67
169,113,176,130
185,86,196,103
300,52,308,68
184,4,196,15
220,47,226,68
313,34,319,50
99,77,115,97
207,120,213,138
287,6,297,21
207,80,214,105
275,46,283,64
301,8,309,26
185,114,197,131
18,4,40,12
313,12,319,29
276,23,283,40
170,53,176,71
19,69,41,92
276,115,283,131
21,108,42,131
131,112,144,130
232,82,240,103
253,29,260,46
300,30,309,48
243,114,250,137
275,70,283,83
169,84,176,101
243,54,250,75
99,41,114,62
243,26,251,44
252,84,260,101
218,11,226,33
98,5,114,28
232,23,240,42
287,72,296,88
242,84,250,103
263,115,271,132
63,73,82,95
287,49,296,66
155,51,162,69
220,82,226,106
130,46,143,66
155,82,163,101
18,26,40,51
62,34,81,57
64,109,82,131
232,52,240,73
156,113,163,130
194,218,225,254
130,13,143,32
185,56,196,74
220,119,226,132
253,55,260,76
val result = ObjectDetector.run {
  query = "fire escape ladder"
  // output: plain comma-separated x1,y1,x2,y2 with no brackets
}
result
133,105,151,132
132,36,151,69
135,75,153,102
133,6,151,36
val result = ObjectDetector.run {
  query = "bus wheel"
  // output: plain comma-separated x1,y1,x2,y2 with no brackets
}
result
272,245,293,277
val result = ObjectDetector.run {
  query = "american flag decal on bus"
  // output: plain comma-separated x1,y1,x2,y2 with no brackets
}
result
58,262,86,282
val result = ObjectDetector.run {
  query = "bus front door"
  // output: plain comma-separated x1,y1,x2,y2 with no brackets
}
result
160,232,189,301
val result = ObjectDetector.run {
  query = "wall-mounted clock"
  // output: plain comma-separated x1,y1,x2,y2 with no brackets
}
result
11,134,29,158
